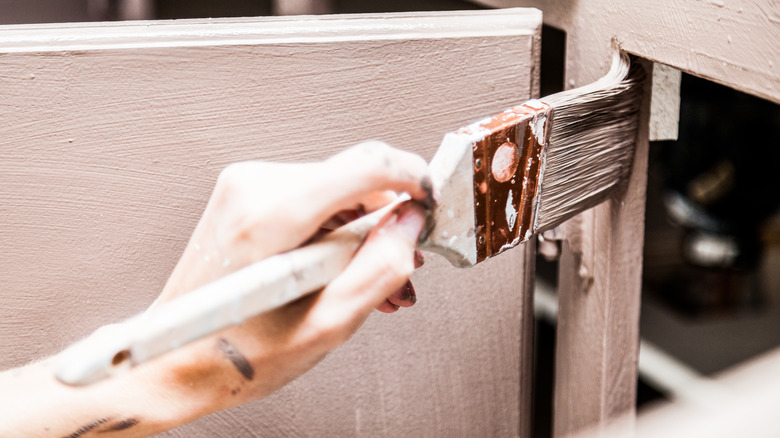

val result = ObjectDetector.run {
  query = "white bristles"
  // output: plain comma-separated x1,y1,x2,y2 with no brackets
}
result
535,52,644,231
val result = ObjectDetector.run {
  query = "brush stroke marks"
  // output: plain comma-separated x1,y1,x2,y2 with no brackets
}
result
217,338,254,381
63,418,111,438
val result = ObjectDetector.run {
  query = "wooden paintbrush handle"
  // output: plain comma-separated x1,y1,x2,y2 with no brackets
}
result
55,196,409,386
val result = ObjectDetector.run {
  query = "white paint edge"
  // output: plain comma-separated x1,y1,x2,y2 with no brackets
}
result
0,8,542,53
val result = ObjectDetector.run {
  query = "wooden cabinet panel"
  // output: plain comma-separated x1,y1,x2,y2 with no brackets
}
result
0,9,540,436
476,0,779,104
474,0,775,435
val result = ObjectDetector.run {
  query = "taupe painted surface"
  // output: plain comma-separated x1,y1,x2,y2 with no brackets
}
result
553,66,651,436
472,1,658,435
649,63,681,141
476,0,779,103
473,0,776,434
0,10,540,436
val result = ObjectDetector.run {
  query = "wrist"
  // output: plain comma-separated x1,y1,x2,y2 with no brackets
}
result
137,335,246,426
0,357,189,437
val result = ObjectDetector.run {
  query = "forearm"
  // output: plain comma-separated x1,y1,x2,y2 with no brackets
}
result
0,143,429,436
0,350,220,437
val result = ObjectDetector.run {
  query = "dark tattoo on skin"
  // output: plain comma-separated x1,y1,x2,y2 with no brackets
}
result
217,337,255,381
98,418,139,432
63,418,111,438
63,417,140,437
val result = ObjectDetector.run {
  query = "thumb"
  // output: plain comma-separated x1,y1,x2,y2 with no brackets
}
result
320,202,426,325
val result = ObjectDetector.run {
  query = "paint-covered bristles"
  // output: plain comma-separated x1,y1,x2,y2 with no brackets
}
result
535,52,645,231
422,52,643,268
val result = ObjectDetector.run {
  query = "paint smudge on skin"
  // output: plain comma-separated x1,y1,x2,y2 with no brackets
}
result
217,337,255,381
99,418,139,432
63,418,111,438
420,175,436,210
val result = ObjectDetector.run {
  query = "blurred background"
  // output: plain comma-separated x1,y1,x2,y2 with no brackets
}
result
3,1,779,436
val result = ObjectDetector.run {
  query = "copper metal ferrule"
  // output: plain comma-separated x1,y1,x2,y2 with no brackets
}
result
459,100,552,263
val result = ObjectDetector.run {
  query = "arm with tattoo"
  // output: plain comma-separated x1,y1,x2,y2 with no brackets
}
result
0,142,430,437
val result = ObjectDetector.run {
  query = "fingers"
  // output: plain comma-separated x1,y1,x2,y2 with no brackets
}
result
321,197,422,314
376,243,423,314
360,190,400,213
318,207,365,232
306,142,433,230
386,281,417,308
316,202,426,328
375,300,401,314
203,143,430,267
414,250,425,269
329,142,432,203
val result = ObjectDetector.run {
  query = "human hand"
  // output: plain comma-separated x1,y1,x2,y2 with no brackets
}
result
151,141,432,425
0,141,433,438
312,199,427,313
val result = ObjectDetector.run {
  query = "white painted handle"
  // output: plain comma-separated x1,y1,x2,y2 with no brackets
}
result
55,196,409,386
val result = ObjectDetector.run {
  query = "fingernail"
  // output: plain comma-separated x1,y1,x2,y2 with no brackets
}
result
414,250,425,268
406,281,417,303
336,209,361,224
394,203,426,242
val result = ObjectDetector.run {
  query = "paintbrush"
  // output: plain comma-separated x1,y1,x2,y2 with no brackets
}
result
54,51,643,386
420,51,644,266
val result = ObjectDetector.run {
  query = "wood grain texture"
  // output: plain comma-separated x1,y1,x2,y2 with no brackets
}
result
0,9,541,436
476,0,779,103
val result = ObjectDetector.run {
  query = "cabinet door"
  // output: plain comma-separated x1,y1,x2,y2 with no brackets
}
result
0,9,540,437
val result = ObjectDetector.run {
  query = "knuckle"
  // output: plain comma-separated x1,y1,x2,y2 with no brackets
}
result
338,141,394,174
216,162,246,189
216,161,273,193
353,140,392,155
214,162,255,205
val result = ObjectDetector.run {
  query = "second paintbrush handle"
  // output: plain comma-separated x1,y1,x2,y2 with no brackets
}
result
55,195,410,386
